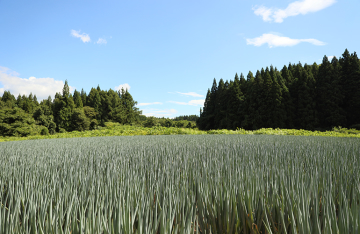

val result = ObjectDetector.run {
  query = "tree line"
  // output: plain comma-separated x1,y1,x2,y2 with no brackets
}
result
0,81,141,137
197,49,360,131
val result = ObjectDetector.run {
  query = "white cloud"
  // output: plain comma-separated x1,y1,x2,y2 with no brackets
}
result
253,0,336,23
71,29,91,43
327,56,335,60
141,108,178,117
137,102,163,106
97,38,107,44
176,92,204,97
168,99,204,106
246,33,325,48
0,66,74,100
253,6,274,22
115,83,131,91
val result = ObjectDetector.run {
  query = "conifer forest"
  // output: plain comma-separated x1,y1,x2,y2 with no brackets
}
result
197,49,360,131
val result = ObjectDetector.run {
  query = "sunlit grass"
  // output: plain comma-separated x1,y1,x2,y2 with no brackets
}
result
0,122,359,142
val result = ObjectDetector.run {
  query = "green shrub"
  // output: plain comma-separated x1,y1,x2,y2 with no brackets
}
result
40,127,49,135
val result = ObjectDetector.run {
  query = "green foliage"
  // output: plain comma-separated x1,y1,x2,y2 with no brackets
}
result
143,116,159,128
1,80,142,137
73,89,83,108
198,49,360,131
71,108,90,131
1,123,359,143
40,127,49,135
0,108,42,137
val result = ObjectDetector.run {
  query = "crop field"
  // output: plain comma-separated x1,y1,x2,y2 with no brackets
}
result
0,135,359,233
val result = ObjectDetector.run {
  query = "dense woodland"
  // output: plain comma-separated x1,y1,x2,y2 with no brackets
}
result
1,49,359,137
197,49,360,131
0,81,141,136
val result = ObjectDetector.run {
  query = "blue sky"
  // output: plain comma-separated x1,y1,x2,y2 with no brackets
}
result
1,0,359,118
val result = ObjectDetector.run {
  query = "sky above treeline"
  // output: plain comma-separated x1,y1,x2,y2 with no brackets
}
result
1,0,359,118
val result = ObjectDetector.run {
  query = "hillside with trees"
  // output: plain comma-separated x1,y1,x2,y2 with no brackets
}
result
197,49,360,131
0,81,141,137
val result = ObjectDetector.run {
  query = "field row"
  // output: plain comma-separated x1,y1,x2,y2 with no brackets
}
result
0,135,359,233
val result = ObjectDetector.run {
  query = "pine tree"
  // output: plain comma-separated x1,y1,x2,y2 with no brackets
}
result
294,64,317,129
227,75,244,129
197,89,211,130
345,52,360,126
80,89,87,106
53,81,75,131
120,88,141,124
269,66,285,128
73,89,83,108
87,88,102,120
317,56,346,128
246,70,263,129
62,80,70,98
214,78,226,129
203,79,218,130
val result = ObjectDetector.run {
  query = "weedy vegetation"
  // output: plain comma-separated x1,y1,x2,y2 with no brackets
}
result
0,135,359,233
0,122,359,143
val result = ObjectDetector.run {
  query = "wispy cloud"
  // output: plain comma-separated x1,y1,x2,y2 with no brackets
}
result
0,66,74,100
115,83,130,91
327,56,335,60
176,92,204,97
253,0,336,23
168,99,204,106
96,38,107,45
141,108,178,117
246,33,325,48
137,102,163,106
71,30,91,43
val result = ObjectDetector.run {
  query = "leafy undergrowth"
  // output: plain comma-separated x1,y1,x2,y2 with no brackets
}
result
0,122,359,142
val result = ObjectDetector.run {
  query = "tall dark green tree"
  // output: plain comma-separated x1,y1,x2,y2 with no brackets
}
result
73,89,83,108
316,56,346,128
80,88,87,106
119,88,141,124
226,74,244,129
199,79,217,130
53,80,75,131
269,66,285,128
294,64,318,129
87,88,102,120
345,52,360,126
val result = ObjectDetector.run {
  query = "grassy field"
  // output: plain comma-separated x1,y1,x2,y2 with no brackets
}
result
0,122,359,142
0,134,359,233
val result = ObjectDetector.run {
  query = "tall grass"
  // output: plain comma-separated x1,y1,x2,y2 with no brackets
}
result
0,123,359,143
0,135,359,233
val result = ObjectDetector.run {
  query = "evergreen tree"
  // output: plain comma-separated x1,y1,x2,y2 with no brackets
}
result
53,81,75,131
120,88,141,124
107,89,123,122
1,91,16,108
214,78,226,129
80,88,87,106
269,66,285,128
99,90,112,123
197,89,211,129
345,52,360,126
87,88,102,120
317,56,346,128
294,64,317,129
73,89,83,108
226,74,244,129
201,79,217,130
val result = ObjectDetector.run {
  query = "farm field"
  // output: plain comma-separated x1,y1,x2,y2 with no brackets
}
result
0,135,359,233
